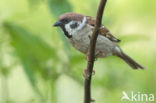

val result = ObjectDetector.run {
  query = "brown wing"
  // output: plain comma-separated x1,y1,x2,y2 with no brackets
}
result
86,16,96,26
99,26,121,42
86,16,121,43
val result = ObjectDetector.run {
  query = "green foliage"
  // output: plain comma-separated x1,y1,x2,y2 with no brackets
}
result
47,0,73,17
0,0,155,103
119,34,149,46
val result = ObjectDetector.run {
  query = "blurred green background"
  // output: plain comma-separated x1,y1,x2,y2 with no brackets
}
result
0,0,156,103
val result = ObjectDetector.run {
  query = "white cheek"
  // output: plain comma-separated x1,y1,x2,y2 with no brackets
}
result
65,24,73,36
65,21,81,36
65,17,88,36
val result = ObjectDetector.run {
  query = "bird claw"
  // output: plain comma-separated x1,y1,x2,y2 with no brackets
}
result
86,54,89,61
83,69,95,79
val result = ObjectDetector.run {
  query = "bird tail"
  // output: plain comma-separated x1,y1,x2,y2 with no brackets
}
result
114,49,144,69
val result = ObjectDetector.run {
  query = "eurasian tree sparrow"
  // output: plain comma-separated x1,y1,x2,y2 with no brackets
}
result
53,12,144,75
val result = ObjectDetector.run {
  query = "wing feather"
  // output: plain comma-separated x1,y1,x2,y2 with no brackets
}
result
86,16,121,42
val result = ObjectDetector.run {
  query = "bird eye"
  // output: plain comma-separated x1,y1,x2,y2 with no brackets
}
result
70,22,79,29
62,19,69,24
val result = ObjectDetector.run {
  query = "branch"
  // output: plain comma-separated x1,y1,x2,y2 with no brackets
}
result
84,0,107,103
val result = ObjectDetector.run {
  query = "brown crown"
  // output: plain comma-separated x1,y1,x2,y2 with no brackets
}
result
58,12,96,26
58,12,84,22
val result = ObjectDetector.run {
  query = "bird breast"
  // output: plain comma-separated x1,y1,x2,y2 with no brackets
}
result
68,25,117,57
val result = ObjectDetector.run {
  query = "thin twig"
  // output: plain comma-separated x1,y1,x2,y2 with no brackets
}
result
84,0,107,103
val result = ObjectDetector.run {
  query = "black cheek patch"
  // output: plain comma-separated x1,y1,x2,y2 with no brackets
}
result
61,26,72,38
70,22,79,29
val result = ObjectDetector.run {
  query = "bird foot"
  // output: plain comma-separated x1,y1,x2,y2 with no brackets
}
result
83,68,95,79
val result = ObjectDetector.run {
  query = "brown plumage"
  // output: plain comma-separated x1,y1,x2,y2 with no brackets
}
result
59,12,120,42
54,12,144,69
116,52,144,69
59,12,84,22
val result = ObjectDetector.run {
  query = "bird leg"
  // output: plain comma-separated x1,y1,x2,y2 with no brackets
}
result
84,51,102,79
83,68,95,79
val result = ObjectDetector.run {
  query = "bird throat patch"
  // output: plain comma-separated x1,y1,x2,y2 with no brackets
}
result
61,26,72,38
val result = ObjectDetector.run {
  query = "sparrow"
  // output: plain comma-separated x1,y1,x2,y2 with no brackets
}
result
53,12,144,77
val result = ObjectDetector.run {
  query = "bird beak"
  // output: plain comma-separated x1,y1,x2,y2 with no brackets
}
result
53,20,63,27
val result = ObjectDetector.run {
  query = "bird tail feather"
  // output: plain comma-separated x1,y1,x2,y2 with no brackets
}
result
113,47,144,69
118,52,144,69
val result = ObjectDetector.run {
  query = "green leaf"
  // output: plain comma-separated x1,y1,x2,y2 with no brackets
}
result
70,54,84,66
48,0,73,55
47,0,73,17
4,22,58,97
119,34,149,46
28,0,42,8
